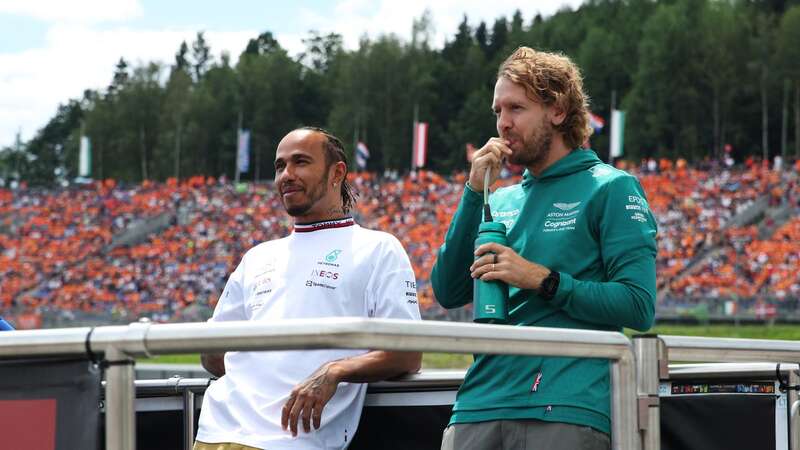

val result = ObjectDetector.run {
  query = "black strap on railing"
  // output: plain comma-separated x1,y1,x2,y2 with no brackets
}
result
776,363,800,392
85,326,100,365
85,326,135,370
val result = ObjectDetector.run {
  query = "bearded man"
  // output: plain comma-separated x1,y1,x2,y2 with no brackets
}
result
432,47,657,450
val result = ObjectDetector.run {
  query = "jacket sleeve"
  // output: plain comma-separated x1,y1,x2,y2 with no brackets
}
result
549,175,658,331
431,184,483,309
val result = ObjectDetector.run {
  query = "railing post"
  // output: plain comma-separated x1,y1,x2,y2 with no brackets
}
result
634,335,665,450
790,367,800,450
611,350,641,450
105,345,136,450
183,388,197,450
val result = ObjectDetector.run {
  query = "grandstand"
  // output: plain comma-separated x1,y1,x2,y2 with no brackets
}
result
1,159,799,329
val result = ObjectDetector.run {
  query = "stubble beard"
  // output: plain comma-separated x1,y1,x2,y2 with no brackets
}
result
508,117,553,168
283,172,330,217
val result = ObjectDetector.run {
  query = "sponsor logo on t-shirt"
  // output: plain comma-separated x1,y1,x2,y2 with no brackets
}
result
248,277,273,311
304,269,341,290
310,269,339,280
304,280,337,290
405,280,417,303
552,201,581,211
317,249,342,267
590,165,613,178
491,208,520,229
626,195,650,223
255,261,275,277
325,249,342,262
543,201,581,232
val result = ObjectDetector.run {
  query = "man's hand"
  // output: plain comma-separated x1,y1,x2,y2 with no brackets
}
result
471,242,550,290
468,138,513,191
281,362,339,437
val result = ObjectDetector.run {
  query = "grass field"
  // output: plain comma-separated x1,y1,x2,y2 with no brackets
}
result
139,324,800,369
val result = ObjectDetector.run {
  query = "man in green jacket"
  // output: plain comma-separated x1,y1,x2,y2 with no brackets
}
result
432,47,657,450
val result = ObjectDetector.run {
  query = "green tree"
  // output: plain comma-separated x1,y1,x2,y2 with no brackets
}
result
191,31,213,81
577,27,625,158
175,41,190,72
698,1,741,158
185,56,240,178
776,5,800,157
157,51,194,179
624,0,707,159
238,43,303,180
118,62,164,180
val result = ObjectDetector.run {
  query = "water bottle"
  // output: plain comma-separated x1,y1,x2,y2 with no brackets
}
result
473,221,509,323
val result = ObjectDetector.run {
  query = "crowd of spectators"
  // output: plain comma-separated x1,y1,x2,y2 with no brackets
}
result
629,158,792,290
667,169,800,309
1,157,799,328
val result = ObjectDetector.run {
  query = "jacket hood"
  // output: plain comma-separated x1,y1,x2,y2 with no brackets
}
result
522,149,603,186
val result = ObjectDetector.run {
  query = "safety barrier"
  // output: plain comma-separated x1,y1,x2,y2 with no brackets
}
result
0,318,638,450
635,335,800,450
2,319,800,450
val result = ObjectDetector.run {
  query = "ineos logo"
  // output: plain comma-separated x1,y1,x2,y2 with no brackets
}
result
310,269,339,280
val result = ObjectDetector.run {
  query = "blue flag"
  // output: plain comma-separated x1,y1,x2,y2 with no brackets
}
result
356,141,370,170
237,130,250,173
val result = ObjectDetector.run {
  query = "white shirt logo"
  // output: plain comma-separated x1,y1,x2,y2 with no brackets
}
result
552,202,581,211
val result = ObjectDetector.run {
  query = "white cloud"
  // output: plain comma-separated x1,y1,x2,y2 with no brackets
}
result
289,0,584,52
0,0,143,23
0,25,254,146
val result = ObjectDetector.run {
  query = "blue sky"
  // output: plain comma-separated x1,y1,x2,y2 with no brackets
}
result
0,0,583,148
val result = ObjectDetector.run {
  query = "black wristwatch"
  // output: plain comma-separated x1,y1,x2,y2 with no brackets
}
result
538,270,560,301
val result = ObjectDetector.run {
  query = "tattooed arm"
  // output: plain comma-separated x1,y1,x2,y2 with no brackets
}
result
281,350,421,436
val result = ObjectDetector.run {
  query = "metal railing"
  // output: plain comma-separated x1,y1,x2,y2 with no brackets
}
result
635,335,800,450
0,318,639,450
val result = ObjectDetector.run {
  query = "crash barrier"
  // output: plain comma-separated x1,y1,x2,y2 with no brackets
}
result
0,318,638,450
2,319,800,450
635,335,800,450
104,372,461,450
102,363,797,450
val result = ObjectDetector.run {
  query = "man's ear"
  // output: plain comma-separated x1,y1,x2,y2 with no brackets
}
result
550,104,567,126
331,161,347,185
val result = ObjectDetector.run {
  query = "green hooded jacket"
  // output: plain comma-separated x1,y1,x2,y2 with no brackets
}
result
431,149,657,435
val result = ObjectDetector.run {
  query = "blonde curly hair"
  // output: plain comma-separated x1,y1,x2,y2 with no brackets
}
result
498,47,592,150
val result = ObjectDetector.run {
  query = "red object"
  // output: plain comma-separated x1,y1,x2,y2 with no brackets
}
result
0,399,57,450
466,143,476,162
412,122,428,168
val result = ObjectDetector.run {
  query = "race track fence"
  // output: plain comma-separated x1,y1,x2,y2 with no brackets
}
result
3,320,800,450
0,318,640,450
635,334,800,450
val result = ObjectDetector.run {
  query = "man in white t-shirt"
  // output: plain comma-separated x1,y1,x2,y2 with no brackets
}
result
194,127,422,450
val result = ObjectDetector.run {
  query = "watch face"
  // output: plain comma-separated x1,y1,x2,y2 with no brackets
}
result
541,272,558,298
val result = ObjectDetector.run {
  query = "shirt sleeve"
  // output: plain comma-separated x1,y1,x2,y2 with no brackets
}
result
367,236,421,321
550,174,658,331
209,259,247,322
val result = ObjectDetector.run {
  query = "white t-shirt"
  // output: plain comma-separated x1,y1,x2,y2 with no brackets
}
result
196,218,421,450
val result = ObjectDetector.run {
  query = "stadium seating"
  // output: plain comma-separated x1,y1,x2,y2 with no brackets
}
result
1,161,798,327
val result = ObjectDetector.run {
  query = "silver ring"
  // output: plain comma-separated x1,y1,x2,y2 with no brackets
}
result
492,263,495,272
